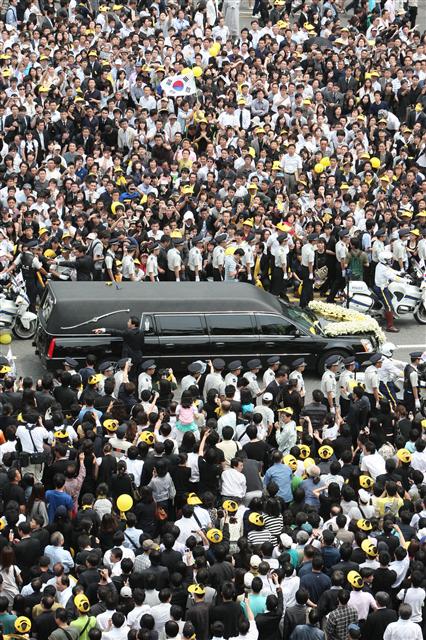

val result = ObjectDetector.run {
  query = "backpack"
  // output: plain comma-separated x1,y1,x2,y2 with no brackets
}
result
87,239,104,273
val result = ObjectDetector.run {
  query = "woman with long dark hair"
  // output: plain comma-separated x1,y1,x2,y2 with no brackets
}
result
0,546,22,605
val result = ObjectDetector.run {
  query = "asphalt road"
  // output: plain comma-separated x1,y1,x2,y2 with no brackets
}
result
3,313,425,398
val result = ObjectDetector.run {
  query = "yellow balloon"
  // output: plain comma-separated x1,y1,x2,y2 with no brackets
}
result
320,156,330,167
314,163,324,174
370,157,381,169
0,333,12,345
192,66,203,78
209,43,220,57
116,494,133,512
181,67,192,75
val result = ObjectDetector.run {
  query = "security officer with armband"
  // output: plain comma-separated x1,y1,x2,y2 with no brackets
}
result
404,351,423,413
321,355,341,414
212,233,227,281
300,233,318,308
339,356,356,416
364,353,383,412
289,358,306,400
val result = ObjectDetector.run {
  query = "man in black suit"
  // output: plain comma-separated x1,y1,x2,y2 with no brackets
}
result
14,521,42,582
75,125,95,155
93,316,143,373
361,591,398,640
33,119,51,163
406,104,426,130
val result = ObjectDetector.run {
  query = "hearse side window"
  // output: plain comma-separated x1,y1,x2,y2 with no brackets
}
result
207,314,254,335
142,315,155,336
257,314,297,335
157,315,205,336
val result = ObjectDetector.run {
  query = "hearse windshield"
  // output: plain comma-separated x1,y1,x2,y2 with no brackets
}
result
280,301,323,335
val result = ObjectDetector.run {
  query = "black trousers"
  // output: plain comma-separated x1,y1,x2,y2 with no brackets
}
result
300,266,313,308
327,268,345,303
24,276,38,313
212,268,223,281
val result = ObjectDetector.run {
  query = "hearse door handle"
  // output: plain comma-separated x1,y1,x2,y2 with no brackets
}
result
265,341,275,347
165,343,175,348
215,342,225,347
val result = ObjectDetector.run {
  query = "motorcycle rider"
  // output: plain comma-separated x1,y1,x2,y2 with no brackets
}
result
378,342,405,407
404,351,423,414
374,250,403,333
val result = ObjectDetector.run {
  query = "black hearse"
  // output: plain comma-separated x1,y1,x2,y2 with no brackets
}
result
35,282,377,372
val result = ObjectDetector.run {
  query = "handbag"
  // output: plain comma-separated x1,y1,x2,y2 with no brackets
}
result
27,427,48,465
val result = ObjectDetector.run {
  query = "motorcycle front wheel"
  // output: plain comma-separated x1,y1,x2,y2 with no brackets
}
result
414,304,426,325
13,318,37,339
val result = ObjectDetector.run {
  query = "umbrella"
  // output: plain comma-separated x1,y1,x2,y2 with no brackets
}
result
303,36,334,51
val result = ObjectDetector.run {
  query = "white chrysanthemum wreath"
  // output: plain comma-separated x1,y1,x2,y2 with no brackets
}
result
309,301,386,345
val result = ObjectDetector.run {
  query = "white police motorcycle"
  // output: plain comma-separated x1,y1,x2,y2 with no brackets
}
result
345,259,426,325
0,273,38,339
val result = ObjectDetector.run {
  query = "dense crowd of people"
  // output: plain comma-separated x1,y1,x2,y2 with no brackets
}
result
0,0,425,637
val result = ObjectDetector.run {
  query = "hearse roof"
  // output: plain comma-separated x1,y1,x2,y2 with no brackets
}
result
43,282,283,333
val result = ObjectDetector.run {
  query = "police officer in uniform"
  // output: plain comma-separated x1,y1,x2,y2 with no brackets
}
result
104,238,119,282
404,351,422,413
204,358,225,399
212,234,227,281
146,243,160,282
370,228,386,285
63,357,79,376
364,353,383,412
300,233,318,308
167,237,184,281
270,233,290,297
188,235,204,282
181,362,204,392
263,356,281,388
97,361,115,396
224,360,242,391
138,360,156,399
289,358,306,400
245,358,262,398
339,356,356,416
6,240,47,312
321,355,341,414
